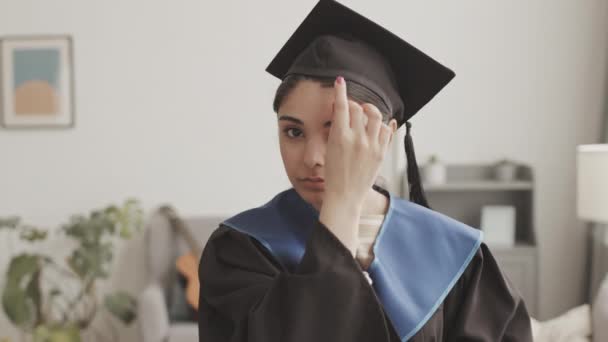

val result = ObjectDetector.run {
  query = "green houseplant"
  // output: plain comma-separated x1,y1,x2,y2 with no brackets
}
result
0,199,144,342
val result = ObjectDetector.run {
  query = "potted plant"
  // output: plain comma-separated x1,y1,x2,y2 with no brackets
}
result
0,199,144,342
494,158,519,182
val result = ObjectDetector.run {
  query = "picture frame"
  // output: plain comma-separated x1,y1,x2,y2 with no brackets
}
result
0,35,75,129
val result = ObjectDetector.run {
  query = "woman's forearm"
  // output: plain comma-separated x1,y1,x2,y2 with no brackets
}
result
319,194,362,258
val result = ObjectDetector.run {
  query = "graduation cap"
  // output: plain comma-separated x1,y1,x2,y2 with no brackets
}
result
266,0,455,209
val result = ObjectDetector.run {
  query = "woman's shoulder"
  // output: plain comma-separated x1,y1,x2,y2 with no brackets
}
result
205,224,258,253
202,223,283,269
446,241,524,307
389,196,483,247
416,241,532,340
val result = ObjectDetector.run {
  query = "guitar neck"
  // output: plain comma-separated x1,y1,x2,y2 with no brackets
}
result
161,206,203,257
174,220,203,257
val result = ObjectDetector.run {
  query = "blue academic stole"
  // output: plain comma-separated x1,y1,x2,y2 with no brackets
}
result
221,188,483,341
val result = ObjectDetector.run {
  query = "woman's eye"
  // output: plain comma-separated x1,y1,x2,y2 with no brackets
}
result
283,127,303,138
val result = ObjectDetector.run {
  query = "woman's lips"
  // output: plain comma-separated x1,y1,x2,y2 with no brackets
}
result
301,178,325,189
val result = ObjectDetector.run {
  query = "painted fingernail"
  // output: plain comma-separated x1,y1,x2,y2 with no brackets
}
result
336,76,344,84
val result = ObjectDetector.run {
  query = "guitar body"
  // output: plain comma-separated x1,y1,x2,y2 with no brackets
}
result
176,252,200,310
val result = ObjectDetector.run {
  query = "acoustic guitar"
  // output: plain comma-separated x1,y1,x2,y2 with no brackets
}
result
158,205,202,310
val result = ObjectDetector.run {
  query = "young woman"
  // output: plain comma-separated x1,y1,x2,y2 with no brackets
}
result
198,1,533,341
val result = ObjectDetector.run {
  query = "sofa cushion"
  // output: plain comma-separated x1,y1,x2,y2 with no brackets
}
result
168,322,198,342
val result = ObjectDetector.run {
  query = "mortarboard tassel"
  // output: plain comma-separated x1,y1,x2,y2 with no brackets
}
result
404,121,431,209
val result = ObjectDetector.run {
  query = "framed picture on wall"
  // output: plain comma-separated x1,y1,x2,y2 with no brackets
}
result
0,35,75,129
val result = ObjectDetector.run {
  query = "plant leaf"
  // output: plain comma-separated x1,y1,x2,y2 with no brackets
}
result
66,243,113,280
0,216,20,230
19,226,48,242
104,291,137,325
1,254,42,329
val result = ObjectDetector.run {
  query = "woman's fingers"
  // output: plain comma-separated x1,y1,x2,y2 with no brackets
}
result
361,103,383,141
323,76,395,206
349,100,366,135
379,124,391,150
332,77,392,156
332,76,349,134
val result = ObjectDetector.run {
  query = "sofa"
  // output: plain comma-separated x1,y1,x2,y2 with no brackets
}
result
530,273,608,342
138,209,226,342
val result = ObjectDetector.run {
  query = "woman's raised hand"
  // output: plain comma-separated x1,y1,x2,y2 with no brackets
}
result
324,76,393,206
319,76,394,257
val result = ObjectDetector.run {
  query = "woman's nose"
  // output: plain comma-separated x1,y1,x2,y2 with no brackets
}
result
303,139,325,169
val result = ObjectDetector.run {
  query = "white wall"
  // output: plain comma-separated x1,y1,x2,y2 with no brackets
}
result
0,0,607,340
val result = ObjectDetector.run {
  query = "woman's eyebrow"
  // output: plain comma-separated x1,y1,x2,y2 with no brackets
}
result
278,115,303,125
278,115,332,127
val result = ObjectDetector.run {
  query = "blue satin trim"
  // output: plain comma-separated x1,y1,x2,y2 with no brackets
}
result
222,188,483,341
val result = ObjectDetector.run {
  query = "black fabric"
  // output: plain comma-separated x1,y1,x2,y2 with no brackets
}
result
265,0,455,127
404,121,430,208
198,219,533,341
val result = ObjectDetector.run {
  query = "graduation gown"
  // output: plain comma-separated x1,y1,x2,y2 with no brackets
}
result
197,188,533,341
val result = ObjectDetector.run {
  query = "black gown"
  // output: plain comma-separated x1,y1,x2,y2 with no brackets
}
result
197,211,533,341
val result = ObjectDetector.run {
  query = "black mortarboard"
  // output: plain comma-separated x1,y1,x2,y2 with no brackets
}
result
266,0,456,209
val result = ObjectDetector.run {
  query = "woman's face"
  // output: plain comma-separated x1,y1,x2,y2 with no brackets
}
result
277,79,394,210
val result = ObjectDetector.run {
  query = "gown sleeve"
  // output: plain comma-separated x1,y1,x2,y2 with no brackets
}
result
197,220,400,342
441,242,534,341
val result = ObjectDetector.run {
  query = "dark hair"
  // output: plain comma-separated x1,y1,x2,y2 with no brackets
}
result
272,74,392,123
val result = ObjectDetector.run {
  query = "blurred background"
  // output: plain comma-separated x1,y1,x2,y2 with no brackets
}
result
1,0,607,341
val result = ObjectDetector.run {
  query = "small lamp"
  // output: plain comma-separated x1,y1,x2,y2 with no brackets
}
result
576,144,608,303
577,144,608,223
